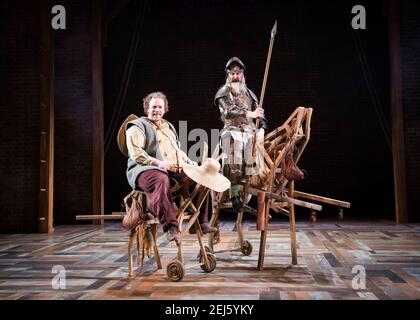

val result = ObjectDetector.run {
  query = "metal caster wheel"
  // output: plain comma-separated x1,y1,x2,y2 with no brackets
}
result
167,259,184,282
197,245,213,259
205,245,213,254
200,253,217,273
241,240,253,256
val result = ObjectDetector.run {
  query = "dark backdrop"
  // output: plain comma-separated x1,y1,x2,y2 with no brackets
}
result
104,0,394,219
3,0,420,232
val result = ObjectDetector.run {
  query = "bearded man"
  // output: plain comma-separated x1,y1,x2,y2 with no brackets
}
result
214,57,268,212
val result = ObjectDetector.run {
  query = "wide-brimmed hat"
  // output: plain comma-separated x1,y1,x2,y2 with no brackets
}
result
117,114,139,157
183,158,231,193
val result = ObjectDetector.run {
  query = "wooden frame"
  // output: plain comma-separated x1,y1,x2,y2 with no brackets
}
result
388,0,408,223
209,107,351,270
39,0,55,233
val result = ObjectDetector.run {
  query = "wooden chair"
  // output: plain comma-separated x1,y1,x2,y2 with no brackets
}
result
126,177,218,281
76,181,217,282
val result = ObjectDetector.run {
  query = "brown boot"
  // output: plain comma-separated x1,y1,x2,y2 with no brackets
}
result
201,223,218,234
231,196,243,213
189,223,218,235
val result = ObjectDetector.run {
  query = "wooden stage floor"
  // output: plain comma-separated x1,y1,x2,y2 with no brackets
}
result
0,220,419,300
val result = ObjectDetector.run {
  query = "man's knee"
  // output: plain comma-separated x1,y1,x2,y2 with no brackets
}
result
153,171,171,190
137,170,171,192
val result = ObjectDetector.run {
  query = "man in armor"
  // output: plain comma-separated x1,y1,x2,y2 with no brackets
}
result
214,57,268,212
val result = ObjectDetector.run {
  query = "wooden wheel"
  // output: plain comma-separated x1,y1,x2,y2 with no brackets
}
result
167,259,184,282
241,240,253,256
200,253,217,273
197,245,213,259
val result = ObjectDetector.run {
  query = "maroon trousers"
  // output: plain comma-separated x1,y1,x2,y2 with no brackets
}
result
136,170,209,232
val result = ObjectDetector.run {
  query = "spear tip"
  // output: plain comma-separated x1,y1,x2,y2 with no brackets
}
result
271,20,277,38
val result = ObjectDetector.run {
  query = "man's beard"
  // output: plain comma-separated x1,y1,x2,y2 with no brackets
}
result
227,78,247,95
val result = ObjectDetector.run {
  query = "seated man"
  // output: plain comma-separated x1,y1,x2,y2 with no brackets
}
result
214,57,268,212
124,91,217,244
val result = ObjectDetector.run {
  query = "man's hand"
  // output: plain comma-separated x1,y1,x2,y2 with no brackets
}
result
246,107,265,119
154,159,173,171
169,164,182,172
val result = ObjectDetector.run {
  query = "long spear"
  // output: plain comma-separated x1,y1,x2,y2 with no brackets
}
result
252,21,277,157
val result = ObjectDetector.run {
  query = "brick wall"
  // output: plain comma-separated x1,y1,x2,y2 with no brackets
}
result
0,1,41,233
401,0,420,222
105,0,396,219
54,0,93,224
0,0,95,231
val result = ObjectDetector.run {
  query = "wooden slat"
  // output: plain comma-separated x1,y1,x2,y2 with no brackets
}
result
297,108,312,163
239,185,323,211
388,0,408,223
264,150,274,168
292,190,351,208
289,181,297,265
38,0,54,234
92,0,105,225
76,215,160,225
76,215,124,220
282,195,322,212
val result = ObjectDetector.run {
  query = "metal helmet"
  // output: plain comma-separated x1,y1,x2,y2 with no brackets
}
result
224,57,246,73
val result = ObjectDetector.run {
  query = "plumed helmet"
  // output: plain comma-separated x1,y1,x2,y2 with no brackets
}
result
225,57,246,72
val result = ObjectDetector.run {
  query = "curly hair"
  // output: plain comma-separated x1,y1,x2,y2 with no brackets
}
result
142,91,169,114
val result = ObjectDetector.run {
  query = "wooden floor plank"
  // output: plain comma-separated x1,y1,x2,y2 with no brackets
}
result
0,221,419,300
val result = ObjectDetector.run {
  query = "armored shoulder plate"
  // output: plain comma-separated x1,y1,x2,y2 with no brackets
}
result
247,88,259,106
214,85,232,105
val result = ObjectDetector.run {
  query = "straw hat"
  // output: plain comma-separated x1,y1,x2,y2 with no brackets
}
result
183,158,231,193
117,114,139,157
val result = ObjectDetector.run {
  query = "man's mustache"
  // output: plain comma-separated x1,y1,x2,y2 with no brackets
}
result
227,77,246,85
